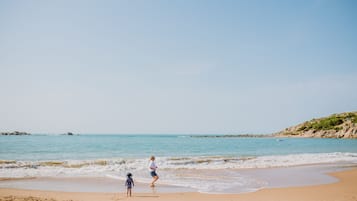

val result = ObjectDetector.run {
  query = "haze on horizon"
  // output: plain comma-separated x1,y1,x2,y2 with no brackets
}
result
1,1,356,134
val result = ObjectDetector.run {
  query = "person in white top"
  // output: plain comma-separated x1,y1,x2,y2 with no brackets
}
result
149,156,159,187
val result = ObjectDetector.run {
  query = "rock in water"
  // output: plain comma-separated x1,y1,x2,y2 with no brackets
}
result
0,131,30,135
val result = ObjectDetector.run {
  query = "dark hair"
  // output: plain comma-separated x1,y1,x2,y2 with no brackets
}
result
127,173,132,177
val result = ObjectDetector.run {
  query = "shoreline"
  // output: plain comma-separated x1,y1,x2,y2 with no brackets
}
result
0,164,353,194
0,167,357,201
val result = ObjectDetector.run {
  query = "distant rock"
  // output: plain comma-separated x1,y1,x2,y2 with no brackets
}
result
60,132,74,136
1,131,30,136
275,112,357,139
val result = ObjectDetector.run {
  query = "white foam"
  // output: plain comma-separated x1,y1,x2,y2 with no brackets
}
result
105,174,122,180
1,153,356,193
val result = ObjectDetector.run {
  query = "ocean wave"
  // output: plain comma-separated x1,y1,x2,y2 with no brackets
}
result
0,152,356,178
161,153,357,169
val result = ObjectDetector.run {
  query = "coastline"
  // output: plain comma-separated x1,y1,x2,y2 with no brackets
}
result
0,164,351,194
1,167,357,201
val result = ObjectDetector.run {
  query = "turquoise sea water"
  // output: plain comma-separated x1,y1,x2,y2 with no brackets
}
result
1,134,357,193
1,134,357,160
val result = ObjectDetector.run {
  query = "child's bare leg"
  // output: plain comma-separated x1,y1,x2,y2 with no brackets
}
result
151,176,159,187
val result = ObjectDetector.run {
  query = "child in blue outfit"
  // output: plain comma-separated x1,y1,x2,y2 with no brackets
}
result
125,173,134,197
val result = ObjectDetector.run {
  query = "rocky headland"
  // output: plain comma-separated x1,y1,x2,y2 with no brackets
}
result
1,131,30,136
275,112,357,138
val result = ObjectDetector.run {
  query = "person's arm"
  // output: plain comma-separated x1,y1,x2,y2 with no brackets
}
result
132,179,134,187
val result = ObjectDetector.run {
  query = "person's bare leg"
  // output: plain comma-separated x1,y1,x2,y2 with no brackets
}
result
150,175,159,187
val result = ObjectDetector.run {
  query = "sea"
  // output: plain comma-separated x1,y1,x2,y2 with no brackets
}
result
1,134,357,193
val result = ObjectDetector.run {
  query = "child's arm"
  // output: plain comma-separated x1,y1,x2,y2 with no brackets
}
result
132,179,134,187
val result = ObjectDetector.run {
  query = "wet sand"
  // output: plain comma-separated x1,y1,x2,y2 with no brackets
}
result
0,164,346,194
0,168,357,201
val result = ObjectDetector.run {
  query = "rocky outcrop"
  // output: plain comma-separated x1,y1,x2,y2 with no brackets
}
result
1,131,30,135
61,132,74,136
275,112,357,138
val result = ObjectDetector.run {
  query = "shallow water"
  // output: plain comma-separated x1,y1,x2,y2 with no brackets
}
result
0,164,350,193
1,135,357,193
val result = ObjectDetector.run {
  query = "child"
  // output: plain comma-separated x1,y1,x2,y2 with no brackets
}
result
125,173,134,197
149,156,159,187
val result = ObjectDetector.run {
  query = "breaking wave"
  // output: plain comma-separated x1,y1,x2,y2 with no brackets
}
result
1,152,357,178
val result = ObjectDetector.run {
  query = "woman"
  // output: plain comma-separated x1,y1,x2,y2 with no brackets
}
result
148,156,159,187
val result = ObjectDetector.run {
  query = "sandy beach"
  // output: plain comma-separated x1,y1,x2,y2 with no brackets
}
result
2,0,357,200
0,167,356,201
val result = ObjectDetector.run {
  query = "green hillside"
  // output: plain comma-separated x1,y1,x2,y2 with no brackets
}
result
276,112,357,138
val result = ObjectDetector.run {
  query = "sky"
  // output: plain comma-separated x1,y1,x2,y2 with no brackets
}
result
0,0,356,134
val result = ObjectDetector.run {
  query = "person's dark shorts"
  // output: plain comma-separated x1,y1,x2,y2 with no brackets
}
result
150,171,158,177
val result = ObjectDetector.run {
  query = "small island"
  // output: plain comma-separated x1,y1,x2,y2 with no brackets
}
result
1,131,30,136
275,112,357,138
61,132,75,136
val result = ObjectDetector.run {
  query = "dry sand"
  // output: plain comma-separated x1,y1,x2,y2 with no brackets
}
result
1,168,356,201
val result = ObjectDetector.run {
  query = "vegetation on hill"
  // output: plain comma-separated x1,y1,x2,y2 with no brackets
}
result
276,112,357,138
298,113,357,132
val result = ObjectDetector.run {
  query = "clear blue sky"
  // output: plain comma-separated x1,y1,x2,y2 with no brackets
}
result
1,0,356,134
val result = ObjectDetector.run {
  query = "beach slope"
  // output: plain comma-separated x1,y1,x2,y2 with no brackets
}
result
0,168,356,201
